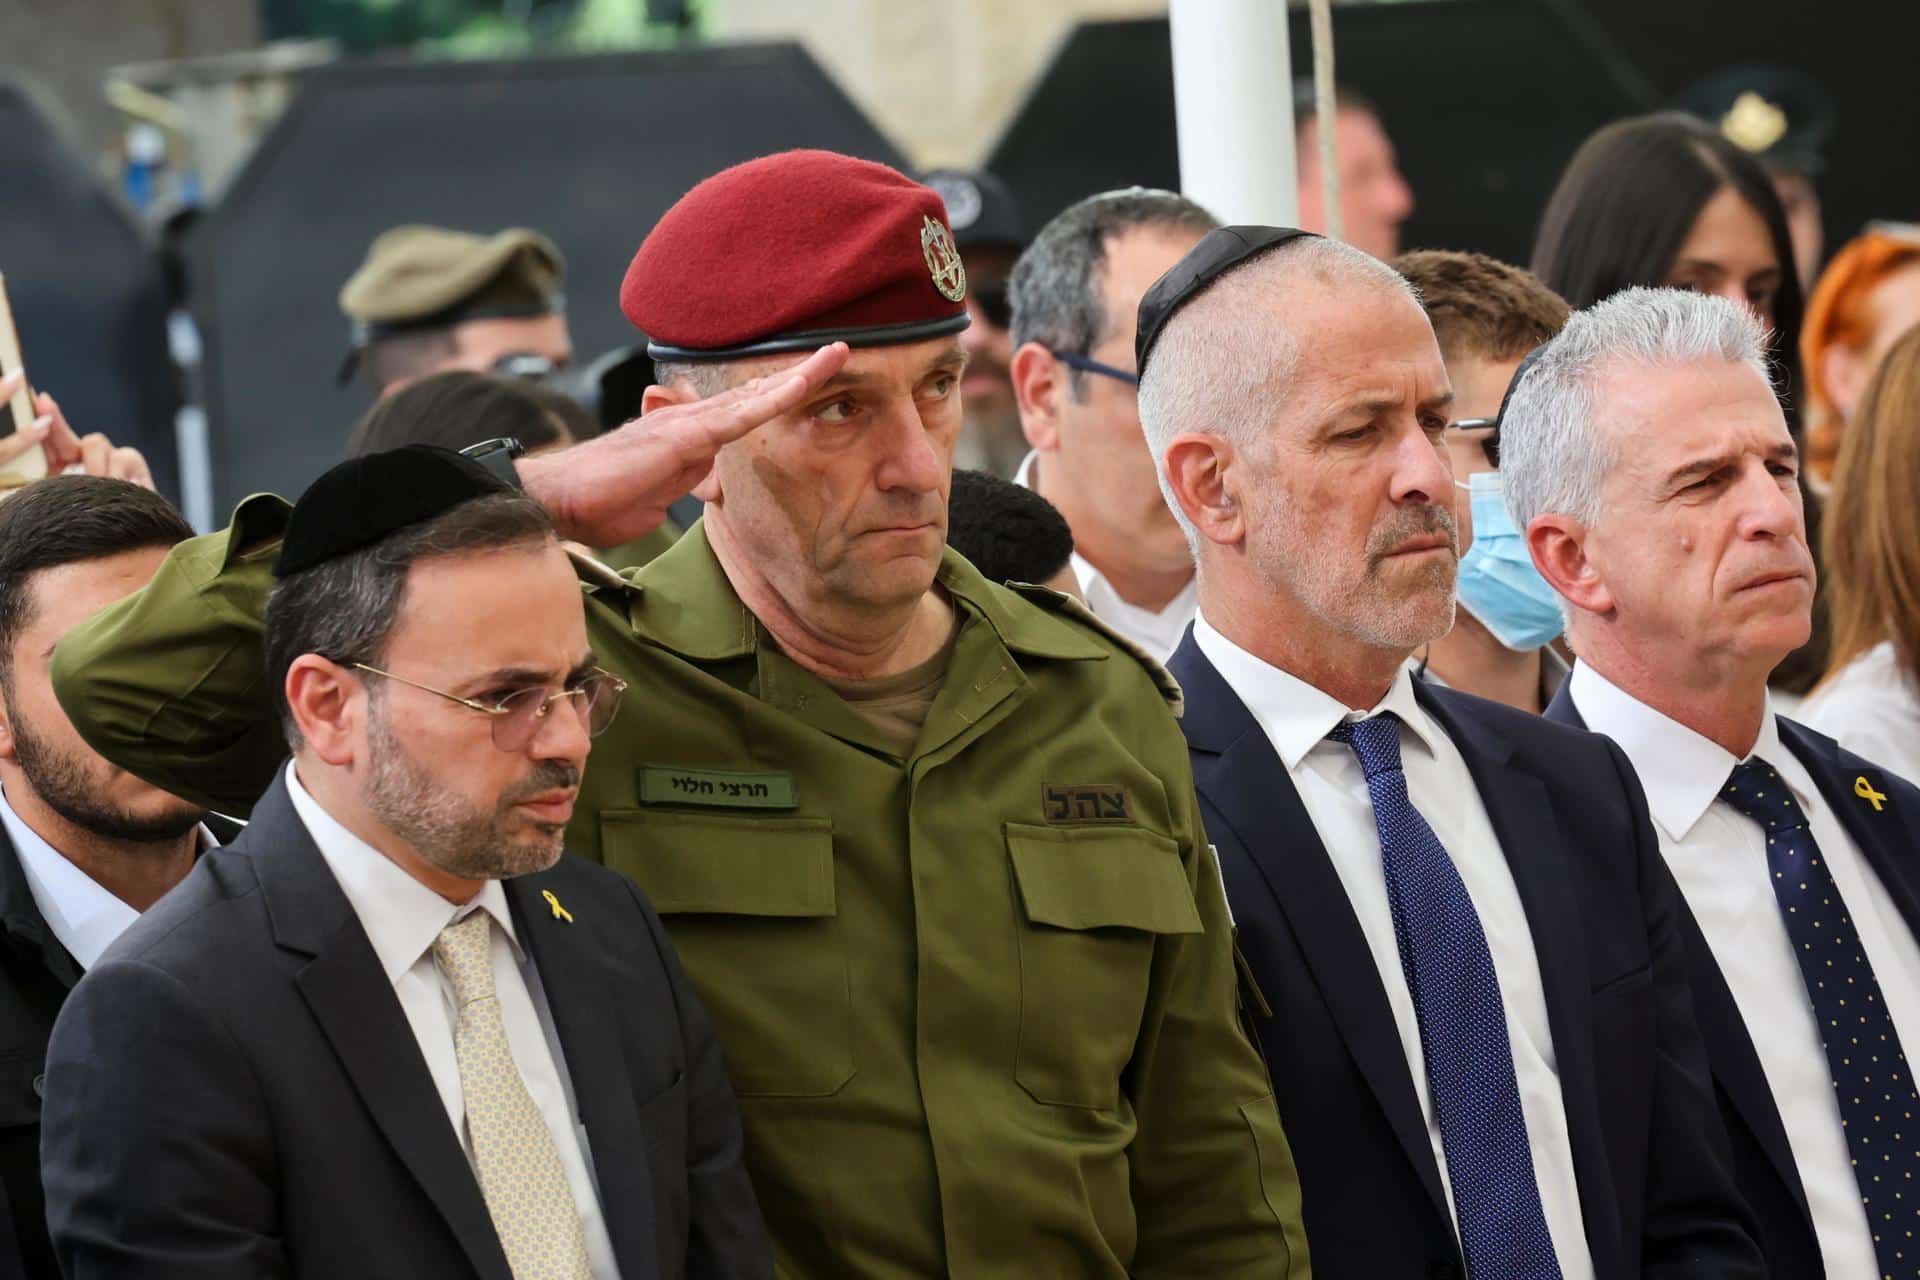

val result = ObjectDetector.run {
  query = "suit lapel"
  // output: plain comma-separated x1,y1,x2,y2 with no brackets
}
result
1418,687,1618,1259
1557,689,1817,1234
507,875,660,1280
1780,718,1920,935
1173,641,1452,1222
250,780,512,1280
0,824,81,991
1671,898,1814,1220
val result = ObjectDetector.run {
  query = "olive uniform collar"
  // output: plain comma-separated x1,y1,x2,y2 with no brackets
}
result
618,520,1116,667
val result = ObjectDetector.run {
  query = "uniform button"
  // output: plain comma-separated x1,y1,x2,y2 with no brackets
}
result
30,1072,44,1099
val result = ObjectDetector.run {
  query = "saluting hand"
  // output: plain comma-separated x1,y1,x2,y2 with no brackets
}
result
0,373,156,490
518,342,849,547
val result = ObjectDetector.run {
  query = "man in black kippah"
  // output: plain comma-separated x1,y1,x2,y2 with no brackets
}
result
40,448,768,1278
944,467,1078,598
1140,227,1764,1277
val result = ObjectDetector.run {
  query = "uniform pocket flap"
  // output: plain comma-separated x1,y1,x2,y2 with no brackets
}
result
602,811,835,917
1006,822,1203,934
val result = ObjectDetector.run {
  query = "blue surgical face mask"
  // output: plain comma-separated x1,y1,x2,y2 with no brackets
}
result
1454,470,1564,652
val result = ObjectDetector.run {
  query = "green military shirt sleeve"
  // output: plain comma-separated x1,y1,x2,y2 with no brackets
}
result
1003,581,1310,1276
52,494,294,818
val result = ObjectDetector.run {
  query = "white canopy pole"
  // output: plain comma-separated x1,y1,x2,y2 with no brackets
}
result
1308,0,1342,242
1167,0,1297,226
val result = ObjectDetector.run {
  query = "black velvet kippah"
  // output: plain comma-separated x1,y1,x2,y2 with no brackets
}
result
1135,225,1319,377
274,444,514,577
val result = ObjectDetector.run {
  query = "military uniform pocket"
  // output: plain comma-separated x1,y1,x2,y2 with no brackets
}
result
602,811,853,1098
1005,823,1203,1109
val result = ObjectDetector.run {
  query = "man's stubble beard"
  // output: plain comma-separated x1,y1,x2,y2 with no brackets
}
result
6,696,205,845
360,704,577,883
1260,500,1459,652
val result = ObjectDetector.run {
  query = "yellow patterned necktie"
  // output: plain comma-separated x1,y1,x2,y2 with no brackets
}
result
431,911,592,1280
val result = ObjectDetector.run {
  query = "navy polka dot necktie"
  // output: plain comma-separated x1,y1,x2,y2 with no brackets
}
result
1330,715,1565,1280
1721,757,1920,1279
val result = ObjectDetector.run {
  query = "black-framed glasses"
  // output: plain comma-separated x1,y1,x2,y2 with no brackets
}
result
1448,417,1499,468
1049,349,1140,388
352,663,628,752
971,281,1013,330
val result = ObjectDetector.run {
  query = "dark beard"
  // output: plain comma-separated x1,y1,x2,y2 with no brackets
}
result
360,705,576,882
9,707,205,844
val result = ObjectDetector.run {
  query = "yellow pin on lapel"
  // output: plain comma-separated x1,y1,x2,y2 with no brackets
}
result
541,889,574,923
1856,776,1889,812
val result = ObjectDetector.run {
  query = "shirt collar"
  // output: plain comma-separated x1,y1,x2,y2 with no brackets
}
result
1013,450,1040,491
0,784,138,971
1568,660,1792,840
1193,612,1441,770
284,762,519,984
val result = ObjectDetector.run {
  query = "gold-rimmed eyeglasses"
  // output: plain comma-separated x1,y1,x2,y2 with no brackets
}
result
352,663,628,752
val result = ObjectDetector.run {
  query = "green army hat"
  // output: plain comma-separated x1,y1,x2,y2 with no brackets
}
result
336,225,565,382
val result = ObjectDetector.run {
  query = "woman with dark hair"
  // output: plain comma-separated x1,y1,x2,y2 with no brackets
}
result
1533,112,1824,693
1532,112,1804,415
344,369,578,458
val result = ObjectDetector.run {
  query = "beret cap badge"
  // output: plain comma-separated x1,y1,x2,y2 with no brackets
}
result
921,216,968,303
1721,91,1790,154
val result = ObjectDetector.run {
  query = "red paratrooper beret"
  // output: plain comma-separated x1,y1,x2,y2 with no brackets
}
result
622,149,971,361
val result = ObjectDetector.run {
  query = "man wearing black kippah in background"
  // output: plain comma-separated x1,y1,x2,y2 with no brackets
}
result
944,468,1080,599
51,151,1308,1278
39,447,767,1279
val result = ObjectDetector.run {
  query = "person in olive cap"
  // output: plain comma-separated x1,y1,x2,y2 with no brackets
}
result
1676,66,1837,294
50,149,1310,1279
924,168,1029,477
340,225,574,394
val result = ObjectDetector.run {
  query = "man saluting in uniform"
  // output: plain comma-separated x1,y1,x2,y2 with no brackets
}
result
54,151,1309,1279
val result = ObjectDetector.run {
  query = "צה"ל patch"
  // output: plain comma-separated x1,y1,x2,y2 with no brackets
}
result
1041,784,1133,825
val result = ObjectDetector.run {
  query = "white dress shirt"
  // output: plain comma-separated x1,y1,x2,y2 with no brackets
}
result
1570,660,1920,1278
1195,616,1595,1279
285,764,620,1279
0,783,218,971
1800,640,1920,786
1014,451,1197,660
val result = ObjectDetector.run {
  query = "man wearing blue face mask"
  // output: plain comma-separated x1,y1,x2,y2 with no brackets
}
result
1393,251,1571,712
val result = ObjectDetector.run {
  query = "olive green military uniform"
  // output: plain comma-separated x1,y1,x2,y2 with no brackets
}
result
53,500,1311,1279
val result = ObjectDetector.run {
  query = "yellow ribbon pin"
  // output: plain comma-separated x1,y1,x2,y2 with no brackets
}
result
541,889,574,923
1856,776,1888,812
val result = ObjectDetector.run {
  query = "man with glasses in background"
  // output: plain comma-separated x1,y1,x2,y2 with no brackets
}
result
1392,250,1573,713
40,447,768,1278
1006,189,1218,659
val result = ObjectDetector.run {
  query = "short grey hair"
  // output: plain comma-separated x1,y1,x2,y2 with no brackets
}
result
1501,286,1770,532
651,359,740,397
1136,235,1416,553
1009,188,1217,400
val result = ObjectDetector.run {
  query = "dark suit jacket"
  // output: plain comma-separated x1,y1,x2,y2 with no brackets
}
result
39,776,770,1280
1169,634,1762,1280
0,822,80,1280
1547,686,1920,1278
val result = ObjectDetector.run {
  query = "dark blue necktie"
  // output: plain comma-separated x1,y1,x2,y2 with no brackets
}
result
1329,715,1565,1280
1721,757,1920,1278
